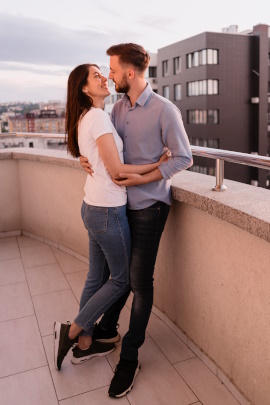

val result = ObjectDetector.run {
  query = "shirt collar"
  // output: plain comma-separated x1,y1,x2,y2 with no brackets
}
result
135,83,153,106
122,83,153,107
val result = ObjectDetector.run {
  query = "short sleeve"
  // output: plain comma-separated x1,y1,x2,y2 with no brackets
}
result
90,109,114,141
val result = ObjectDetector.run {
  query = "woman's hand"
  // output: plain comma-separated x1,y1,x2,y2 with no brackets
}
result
79,155,94,175
159,149,171,164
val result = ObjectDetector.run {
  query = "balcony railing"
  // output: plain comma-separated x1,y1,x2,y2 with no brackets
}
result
191,146,270,191
2,132,270,191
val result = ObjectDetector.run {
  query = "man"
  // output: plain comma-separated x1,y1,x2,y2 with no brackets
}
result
80,43,193,398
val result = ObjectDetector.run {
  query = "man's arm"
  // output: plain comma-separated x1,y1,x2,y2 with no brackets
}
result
158,103,193,180
79,155,94,175
112,168,163,187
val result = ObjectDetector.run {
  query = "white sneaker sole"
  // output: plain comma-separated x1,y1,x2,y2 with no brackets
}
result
109,363,141,398
53,322,61,371
71,346,116,365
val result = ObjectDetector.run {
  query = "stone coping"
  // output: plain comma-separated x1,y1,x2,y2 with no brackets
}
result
172,171,270,243
0,147,81,169
1,148,269,243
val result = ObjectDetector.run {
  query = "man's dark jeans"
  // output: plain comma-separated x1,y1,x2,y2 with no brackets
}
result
99,201,170,361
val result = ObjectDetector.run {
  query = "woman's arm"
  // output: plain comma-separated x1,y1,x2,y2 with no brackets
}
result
96,133,168,180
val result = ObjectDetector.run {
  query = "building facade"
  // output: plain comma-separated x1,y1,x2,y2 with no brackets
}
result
158,24,270,188
8,109,65,134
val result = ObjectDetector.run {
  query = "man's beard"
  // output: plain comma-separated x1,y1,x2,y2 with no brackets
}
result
115,74,130,94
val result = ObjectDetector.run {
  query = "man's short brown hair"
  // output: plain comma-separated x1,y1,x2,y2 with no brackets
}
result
106,43,150,73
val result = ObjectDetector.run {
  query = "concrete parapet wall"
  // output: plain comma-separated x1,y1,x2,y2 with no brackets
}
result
0,149,88,256
155,172,270,405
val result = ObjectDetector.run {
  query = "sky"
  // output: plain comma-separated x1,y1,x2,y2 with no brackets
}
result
0,0,269,103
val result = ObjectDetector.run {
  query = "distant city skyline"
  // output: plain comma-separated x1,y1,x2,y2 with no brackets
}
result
0,0,269,102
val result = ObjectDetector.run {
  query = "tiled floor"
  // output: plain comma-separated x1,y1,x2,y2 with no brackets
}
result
0,235,242,405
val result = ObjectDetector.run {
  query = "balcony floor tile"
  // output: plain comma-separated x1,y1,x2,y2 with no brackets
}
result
0,282,34,322
0,258,26,286
147,312,195,364
59,386,130,404
0,316,47,378
32,289,79,336
52,247,89,274
17,235,45,248
65,270,88,302
20,245,57,268
0,236,243,405
174,357,240,405
43,334,114,401
0,237,20,260
25,262,70,296
0,367,58,404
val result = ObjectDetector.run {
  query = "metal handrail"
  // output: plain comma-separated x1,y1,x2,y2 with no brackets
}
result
191,146,270,191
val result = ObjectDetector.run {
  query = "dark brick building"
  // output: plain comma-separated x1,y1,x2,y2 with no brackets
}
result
158,24,270,188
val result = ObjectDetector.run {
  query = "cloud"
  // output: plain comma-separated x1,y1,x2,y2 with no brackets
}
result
0,13,119,67
0,61,72,76
0,12,148,102
136,16,177,32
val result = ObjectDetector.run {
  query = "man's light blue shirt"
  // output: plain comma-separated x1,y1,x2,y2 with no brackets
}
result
111,84,193,210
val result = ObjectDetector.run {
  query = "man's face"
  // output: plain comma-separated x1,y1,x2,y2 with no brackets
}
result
109,55,130,94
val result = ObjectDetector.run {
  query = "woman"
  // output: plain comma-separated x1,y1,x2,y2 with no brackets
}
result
54,64,168,371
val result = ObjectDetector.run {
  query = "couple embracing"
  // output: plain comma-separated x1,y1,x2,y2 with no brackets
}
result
54,42,192,398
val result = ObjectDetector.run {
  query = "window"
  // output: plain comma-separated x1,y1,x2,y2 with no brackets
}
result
187,80,219,96
193,52,199,67
189,165,207,174
201,49,207,65
208,110,219,124
187,54,192,69
163,86,169,99
189,138,219,150
162,60,169,76
208,139,219,148
148,66,157,78
173,57,181,74
187,49,219,68
174,84,181,100
188,110,219,124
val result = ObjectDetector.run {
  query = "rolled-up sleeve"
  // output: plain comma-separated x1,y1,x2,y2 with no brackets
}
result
158,104,193,180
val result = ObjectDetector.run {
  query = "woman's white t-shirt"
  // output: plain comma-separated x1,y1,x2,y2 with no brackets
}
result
78,108,127,207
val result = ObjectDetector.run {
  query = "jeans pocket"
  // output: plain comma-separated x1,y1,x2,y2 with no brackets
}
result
84,205,108,234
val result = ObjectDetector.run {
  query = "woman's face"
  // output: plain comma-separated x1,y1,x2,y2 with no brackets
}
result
83,66,110,99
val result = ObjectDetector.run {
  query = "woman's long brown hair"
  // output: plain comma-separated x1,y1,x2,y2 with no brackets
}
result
65,64,99,157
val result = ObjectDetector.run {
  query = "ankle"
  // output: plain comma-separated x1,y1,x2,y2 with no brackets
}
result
78,342,91,350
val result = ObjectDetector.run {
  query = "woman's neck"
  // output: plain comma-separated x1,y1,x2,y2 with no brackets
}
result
92,97,105,110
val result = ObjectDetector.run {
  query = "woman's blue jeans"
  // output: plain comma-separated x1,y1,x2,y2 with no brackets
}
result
74,201,131,336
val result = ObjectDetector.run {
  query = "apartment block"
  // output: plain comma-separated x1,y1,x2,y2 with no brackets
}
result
158,24,270,188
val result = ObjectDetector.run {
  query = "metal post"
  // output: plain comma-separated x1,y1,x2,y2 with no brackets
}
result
212,159,227,191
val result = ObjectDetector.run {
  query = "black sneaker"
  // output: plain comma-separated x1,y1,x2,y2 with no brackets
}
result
71,341,115,364
108,359,140,398
54,321,78,370
92,322,120,343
